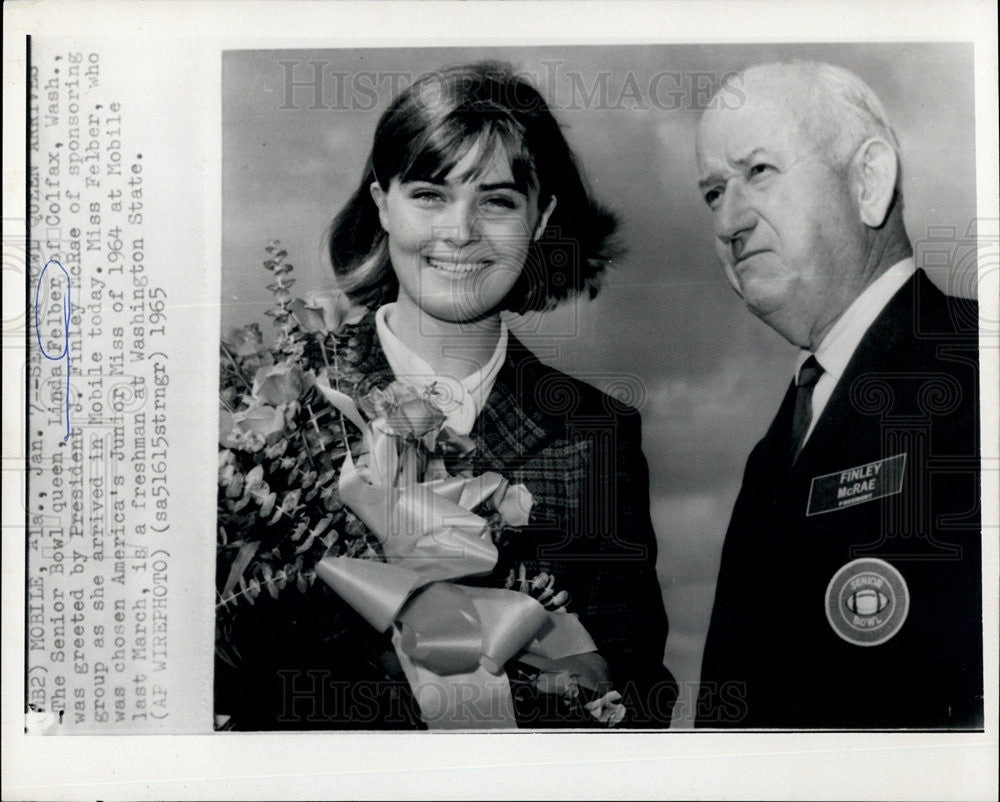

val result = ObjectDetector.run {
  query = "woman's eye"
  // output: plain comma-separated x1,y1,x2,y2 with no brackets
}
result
482,195,518,210
409,188,444,204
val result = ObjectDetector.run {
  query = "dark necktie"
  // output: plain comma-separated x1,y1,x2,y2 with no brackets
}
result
790,355,824,462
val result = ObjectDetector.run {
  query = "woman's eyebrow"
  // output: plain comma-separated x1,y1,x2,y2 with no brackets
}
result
404,177,526,194
477,181,524,193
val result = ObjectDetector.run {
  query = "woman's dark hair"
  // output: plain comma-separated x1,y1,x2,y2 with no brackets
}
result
328,61,620,312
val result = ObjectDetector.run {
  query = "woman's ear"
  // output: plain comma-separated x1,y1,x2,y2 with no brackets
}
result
851,138,898,228
370,181,389,231
532,195,558,241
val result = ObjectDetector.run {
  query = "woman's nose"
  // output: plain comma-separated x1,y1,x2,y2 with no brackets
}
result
438,200,481,245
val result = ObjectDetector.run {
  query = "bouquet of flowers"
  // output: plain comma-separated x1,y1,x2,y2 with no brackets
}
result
216,243,627,729
217,241,372,615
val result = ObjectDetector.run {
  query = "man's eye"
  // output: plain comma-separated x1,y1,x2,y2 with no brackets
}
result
748,163,774,179
704,188,722,208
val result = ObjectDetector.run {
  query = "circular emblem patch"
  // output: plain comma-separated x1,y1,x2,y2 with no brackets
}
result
825,558,909,646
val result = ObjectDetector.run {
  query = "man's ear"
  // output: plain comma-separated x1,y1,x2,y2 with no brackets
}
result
851,138,898,227
370,181,389,231
532,195,558,241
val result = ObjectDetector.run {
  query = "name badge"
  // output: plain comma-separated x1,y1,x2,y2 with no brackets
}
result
806,453,906,516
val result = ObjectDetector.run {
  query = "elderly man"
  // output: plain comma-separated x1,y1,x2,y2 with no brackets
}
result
694,62,982,728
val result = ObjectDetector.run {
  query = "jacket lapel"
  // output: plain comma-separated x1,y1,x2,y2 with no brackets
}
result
792,272,916,474
343,310,394,395
474,335,558,464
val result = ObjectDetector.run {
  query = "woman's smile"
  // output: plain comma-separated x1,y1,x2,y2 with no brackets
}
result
423,253,494,275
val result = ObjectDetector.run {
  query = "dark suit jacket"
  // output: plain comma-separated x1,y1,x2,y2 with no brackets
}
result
217,312,676,729
697,270,983,729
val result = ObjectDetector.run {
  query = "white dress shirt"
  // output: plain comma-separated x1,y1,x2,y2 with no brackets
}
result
375,303,508,436
795,258,916,446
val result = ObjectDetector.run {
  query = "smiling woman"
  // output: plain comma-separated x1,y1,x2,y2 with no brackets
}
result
216,61,677,730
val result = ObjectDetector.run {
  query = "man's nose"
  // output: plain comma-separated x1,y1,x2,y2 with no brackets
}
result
438,201,481,245
715,181,755,258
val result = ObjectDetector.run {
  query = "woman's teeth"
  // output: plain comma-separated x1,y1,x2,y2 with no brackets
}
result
425,256,489,274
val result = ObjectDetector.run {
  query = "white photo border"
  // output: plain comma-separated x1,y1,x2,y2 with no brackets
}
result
3,1,997,800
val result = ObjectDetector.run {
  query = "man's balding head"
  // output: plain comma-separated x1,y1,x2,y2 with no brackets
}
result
733,62,901,176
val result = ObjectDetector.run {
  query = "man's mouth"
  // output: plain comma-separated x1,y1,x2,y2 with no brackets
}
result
733,249,768,267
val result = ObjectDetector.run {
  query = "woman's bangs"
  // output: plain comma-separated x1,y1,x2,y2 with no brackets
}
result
400,121,537,193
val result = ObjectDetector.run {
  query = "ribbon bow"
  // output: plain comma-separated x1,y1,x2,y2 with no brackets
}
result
311,379,597,728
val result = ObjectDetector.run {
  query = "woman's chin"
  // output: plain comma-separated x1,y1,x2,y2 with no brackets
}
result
411,297,503,325
405,268,516,323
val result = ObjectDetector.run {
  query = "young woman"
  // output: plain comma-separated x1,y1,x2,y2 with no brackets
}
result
218,62,675,729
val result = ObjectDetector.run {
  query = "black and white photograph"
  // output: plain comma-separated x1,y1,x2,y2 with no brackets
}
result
217,44,983,731
4,1,998,799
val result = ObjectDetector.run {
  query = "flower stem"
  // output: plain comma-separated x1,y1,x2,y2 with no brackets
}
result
216,562,301,609
319,333,352,448
299,420,319,473
330,337,351,445
317,335,331,375
220,342,253,392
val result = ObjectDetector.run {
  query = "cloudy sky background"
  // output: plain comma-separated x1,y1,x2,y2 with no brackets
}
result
221,43,976,725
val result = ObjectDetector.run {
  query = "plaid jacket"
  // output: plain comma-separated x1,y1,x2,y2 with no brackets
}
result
347,312,676,725
218,312,676,728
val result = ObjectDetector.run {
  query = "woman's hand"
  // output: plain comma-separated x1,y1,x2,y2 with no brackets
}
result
537,652,611,694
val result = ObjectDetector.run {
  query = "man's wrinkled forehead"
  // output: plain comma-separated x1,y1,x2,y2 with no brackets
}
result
696,76,816,171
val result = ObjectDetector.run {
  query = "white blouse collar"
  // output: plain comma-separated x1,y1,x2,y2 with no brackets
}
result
374,303,509,435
